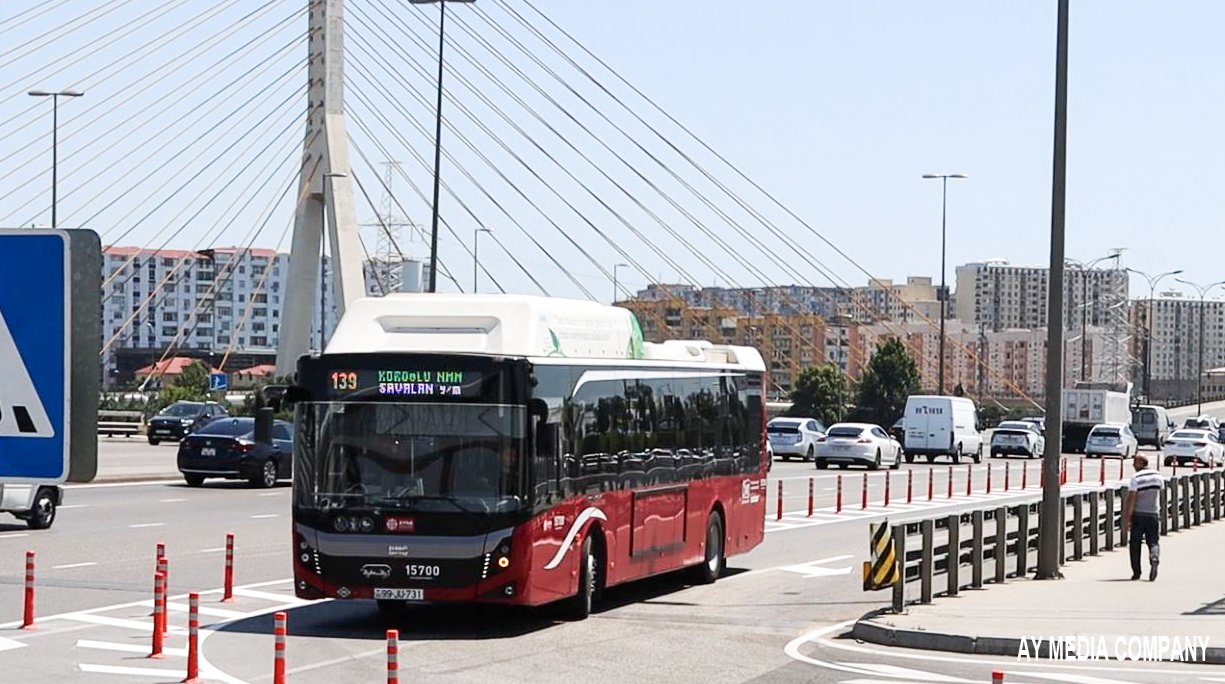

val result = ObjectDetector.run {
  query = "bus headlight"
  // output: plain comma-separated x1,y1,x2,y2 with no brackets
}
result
496,556,510,569
333,517,349,532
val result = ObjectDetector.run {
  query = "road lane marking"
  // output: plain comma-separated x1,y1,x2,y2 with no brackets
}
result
79,664,189,677
230,587,310,605
200,547,226,553
128,522,167,528
67,479,182,489
52,562,98,569
159,498,187,503
839,662,976,682
0,533,29,539
60,612,184,633
257,492,283,497
165,602,249,619
76,639,187,657
58,504,88,509
250,514,280,519
0,636,26,652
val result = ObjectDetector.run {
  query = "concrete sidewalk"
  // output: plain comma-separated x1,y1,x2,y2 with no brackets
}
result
855,514,1225,663
79,437,181,483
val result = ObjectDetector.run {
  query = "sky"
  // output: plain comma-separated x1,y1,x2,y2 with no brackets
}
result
3,1,1224,305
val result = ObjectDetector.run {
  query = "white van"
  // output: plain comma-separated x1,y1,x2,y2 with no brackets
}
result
902,395,983,464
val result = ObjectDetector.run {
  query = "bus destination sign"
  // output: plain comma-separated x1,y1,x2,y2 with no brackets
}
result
329,369,482,399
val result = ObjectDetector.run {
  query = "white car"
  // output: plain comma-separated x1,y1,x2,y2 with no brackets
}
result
815,423,901,471
990,421,1045,459
767,417,826,462
1084,423,1139,459
1162,429,1225,467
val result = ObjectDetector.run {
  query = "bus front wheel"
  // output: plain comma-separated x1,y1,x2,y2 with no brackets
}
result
693,512,725,585
560,535,600,621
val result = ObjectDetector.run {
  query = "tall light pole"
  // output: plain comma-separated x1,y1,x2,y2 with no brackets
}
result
1037,0,1070,582
612,263,629,303
28,89,83,228
1066,252,1121,383
1174,278,1225,415
1126,268,1182,401
411,0,475,294
921,172,967,395
472,227,491,293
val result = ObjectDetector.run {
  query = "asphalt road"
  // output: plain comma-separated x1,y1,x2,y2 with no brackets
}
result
2,453,1221,683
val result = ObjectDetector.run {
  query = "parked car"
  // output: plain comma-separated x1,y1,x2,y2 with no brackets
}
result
902,395,983,464
1162,429,1225,467
814,423,901,471
1130,405,1172,448
176,417,293,488
990,420,1045,459
148,401,228,445
767,417,826,462
1084,423,1139,459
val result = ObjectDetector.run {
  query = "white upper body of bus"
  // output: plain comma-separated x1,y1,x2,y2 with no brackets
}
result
323,293,766,373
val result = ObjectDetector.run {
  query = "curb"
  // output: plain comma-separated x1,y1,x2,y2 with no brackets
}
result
852,615,1225,665
68,473,183,486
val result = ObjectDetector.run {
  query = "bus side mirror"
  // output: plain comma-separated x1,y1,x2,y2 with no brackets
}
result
282,386,310,407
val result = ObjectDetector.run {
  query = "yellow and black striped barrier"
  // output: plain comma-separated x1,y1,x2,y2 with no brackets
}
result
863,520,900,591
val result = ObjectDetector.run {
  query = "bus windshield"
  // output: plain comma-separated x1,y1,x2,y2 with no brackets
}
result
298,402,526,514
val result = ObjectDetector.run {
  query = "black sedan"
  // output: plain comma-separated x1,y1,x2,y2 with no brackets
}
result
148,401,228,445
176,418,293,488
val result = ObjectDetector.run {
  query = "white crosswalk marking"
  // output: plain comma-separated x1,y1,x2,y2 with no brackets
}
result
78,663,189,677
1016,672,1145,684
0,636,26,652
76,639,187,658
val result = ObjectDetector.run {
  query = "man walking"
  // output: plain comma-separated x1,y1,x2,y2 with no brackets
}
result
1122,454,1163,581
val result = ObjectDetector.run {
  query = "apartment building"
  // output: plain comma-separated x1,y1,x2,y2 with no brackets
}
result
954,260,1129,332
1131,293,1225,401
631,276,941,323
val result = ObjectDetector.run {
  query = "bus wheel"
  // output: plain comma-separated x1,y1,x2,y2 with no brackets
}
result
694,512,725,585
561,535,599,620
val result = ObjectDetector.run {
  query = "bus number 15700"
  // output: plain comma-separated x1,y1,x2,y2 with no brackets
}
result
406,564,440,578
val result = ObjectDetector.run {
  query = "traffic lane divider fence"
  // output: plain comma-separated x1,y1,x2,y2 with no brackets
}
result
873,469,1225,613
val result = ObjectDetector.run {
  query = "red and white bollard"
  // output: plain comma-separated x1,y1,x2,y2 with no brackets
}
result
150,571,165,659
884,472,891,507
947,465,954,499
158,556,169,636
1023,461,1029,490
1119,458,1125,480
156,542,166,563
986,463,993,494
223,532,235,602
861,472,869,510
966,464,973,497
836,474,843,513
906,469,914,504
992,671,1005,684
926,468,934,501
1004,462,1011,492
183,593,201,683
273,611,287,684
22,550,35,630
776,480,783,521
387,629,401,684
1100,459,1106,485
807,478,814,517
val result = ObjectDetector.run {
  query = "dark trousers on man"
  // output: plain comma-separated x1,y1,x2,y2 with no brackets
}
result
1129,513,1160,577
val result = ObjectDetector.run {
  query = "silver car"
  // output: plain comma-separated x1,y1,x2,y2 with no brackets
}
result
767,417,826,462
1084,423,1138,459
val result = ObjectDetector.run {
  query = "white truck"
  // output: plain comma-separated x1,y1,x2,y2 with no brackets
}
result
1061,385,1132,453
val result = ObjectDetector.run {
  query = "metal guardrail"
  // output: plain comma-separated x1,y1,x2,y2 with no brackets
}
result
97,409,146,437
886,469,1225,613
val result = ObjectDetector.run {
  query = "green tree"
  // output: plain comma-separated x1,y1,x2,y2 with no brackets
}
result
788,364,849,426
174,361,211,396
855,337,921,425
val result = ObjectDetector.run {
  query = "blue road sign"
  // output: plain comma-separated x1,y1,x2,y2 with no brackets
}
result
0,232,69,482
210,373,229,391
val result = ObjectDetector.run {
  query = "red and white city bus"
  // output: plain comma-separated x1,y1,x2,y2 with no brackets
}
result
288,294,767,618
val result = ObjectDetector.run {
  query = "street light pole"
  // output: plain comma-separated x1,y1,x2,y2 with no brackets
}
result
1037,0,1070,582
28,89,83,228
612,262,629,303
921,173,967,395
411,0,475,294
1066,253,1120,383
1174,278,1225,415
1126,268,1182,401
472,227,491,293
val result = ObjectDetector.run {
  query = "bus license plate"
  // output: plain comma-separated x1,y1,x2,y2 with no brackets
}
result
374,588,423,601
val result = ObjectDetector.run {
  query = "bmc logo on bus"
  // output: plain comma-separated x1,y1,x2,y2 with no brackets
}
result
385,516,416,533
